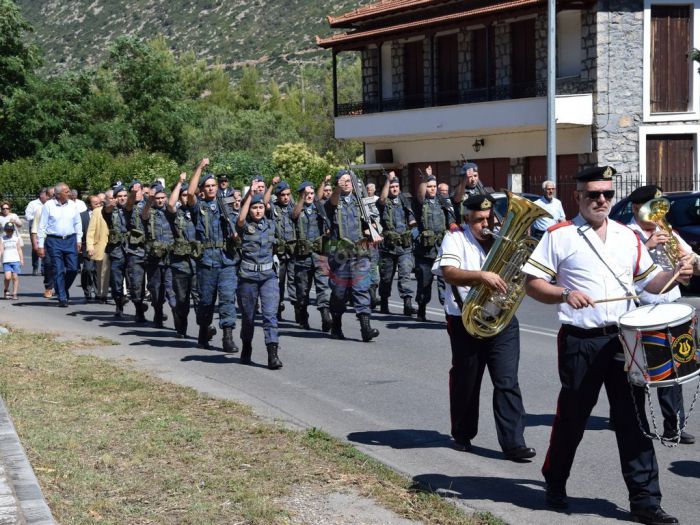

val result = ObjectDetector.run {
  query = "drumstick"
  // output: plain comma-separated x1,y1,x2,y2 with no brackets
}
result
658,269,681,295
594,295,640,304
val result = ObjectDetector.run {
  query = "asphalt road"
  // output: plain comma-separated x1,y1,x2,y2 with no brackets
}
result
2,251,699,525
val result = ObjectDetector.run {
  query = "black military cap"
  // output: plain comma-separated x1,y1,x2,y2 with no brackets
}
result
217,174,228,182
464,194,494,212
460,162,478,175
575,165,617,182
628,184,663,204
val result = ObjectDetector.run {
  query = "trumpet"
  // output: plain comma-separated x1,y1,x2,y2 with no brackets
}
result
638,197,681,267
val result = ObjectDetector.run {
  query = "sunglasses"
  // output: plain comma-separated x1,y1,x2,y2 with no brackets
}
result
1,207,9,211
581,190,615,200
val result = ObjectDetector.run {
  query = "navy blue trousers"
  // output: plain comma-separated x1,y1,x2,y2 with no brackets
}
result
238,276,279,344
44,236,79,303
197,264,237,329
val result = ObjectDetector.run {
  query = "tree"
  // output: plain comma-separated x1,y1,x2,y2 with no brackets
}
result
271,142,334,189
0,0,41,99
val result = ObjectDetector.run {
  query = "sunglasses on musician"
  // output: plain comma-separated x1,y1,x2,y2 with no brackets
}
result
580,190,615,200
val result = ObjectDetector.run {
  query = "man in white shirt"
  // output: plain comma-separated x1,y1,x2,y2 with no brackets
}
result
523,166,693,524
24,188,48,275
433,194,535,461
37,182,82,307
531,180,566,240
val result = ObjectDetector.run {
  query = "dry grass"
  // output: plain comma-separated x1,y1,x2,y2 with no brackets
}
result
0,329,495,525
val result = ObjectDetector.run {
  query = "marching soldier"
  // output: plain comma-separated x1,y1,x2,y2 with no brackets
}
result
377,171,417,316
324,169,379,342
237,186,282,369
142,182,175,328
266,177,297,320
413,165,453,321
102,183,131,318
291,180,332,331
124,180,149,323
187,158,239,353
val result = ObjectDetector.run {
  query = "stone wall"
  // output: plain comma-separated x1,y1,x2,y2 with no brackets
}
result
494,22,510,86
535,14,548,83
391,41,403,100
361,46,380,106
458,28,472,91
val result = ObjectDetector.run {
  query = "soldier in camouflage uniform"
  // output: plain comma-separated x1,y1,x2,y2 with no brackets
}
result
413,166,454,321
237,187,282,369
324,170,379,342
266,177,297,320
377,171,417,316
102,183,130,318
124,180,149,323
291,180,332,331
187,158,239,353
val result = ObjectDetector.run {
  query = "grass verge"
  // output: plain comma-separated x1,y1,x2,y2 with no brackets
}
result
0,329,499,525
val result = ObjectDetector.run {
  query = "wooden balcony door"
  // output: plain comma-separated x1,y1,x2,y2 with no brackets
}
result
510,19,536,98
647,135,695,191
404,41,424,109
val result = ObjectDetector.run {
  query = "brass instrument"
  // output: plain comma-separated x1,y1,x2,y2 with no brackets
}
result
638,197,681,268
462,191,551,338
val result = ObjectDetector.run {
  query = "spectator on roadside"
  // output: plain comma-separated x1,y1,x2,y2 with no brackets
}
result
32,187,56,297
71,190,88,213
80,195,101,302
0,202,22,230
87,193,110,303
1,223,24,300
25,189,48,275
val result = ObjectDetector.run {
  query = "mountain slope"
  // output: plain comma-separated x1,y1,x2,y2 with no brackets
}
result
16,0,366,81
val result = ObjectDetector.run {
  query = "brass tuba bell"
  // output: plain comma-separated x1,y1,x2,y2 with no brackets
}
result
638,197,681,267
462,191,551,338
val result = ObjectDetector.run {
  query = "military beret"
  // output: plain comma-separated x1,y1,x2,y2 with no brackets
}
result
575,165,617,182
150,182,165,195
217,174,228,182
180,181,189,192
628,184,663,204
251,175,265,183
297,180,314,192
128,179,142,191
274,181,290,194
250,193,264,205
112,183,126,195
335,169,350,182
463,194,494,213
199,172,215,188
460,162,478,175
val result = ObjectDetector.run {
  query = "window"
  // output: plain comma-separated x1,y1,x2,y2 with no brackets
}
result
403,40,424,108
510,19,537,97
557,10,582,77
436,33,458,105
650,5,691,113
471,27,494,90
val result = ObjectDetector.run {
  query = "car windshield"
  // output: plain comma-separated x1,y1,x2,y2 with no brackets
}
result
668,196,700,227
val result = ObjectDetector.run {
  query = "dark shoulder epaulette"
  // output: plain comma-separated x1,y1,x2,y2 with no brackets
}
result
547,220,573,233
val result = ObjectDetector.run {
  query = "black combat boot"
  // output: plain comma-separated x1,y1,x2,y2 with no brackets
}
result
320,308,332,333
369,285,379,310
207,325,217,340
153,307,164,328
298,305,310,329
403,297,417,316
380,296,390,314
115,303,123,319
240,341,253,364
330,313,345,340
266,343,283,370
134,302,148,323
277,302,285,320
294,304,303,324
417,303,427,322
197,325,211,349
358,313,379,342
222,327,239,354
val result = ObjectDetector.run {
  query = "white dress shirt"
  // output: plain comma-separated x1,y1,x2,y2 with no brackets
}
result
522,215,660,328
37,199,82,249
532,196,566,231
24,198,43,222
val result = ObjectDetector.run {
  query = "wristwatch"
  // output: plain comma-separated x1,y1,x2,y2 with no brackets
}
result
561,288,572,303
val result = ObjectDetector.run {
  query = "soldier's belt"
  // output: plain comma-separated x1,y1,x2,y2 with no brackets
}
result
240,261,274,272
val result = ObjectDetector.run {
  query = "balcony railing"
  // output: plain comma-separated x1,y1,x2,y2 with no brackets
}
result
336,77,594,117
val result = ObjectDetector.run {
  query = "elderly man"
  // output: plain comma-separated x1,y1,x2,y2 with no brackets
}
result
79,195,101,302
86,192,110,303
531,180,566,240
37,182,82,307
523,166,693,524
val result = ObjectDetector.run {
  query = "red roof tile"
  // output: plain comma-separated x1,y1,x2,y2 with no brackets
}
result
328,0,440,27
318,0,543,48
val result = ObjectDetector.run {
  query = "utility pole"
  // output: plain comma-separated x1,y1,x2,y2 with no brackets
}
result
547,0,556,184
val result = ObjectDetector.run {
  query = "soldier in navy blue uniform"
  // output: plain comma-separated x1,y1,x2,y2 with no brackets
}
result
166,173,205,338
377,171,417,316
413,165,453,321
124,180,149,323
324,170,380,342
265,177,297,320
217,174,233,198
237,186,282,369
187,158,239,353
291,180,332,331
142,182,176,328
102,183,130,318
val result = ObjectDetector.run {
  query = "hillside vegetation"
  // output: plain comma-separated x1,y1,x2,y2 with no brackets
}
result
16,0,365,80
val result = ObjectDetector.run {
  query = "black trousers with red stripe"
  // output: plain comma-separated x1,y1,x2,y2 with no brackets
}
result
544,327,661,510
446,315,526,451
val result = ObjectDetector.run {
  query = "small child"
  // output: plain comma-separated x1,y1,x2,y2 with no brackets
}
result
1,223,24,300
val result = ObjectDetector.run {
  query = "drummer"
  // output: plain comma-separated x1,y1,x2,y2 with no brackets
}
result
625,184,700,445
522,166,693,524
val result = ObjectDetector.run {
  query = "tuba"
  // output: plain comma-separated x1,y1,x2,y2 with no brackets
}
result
638,197,681,267
462,191,551,338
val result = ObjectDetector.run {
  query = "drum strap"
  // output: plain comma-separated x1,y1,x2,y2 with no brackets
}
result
577,224,640,307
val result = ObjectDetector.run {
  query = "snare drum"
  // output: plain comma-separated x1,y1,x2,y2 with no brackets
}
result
618,303,700,388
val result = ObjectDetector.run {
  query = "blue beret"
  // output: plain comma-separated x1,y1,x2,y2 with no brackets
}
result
460,162,478,175
252,175,264,183
112,184,126,195
426,176,437,182
576,165,616,182
297,180,314,192
150,183,165,194
335,169,350,182
199,173,215,188
274,181,290,195
250,193,264,205
180,181,189,192
128,179,141,191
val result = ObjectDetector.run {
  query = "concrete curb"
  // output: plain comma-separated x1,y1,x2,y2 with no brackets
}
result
0,398,55,525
